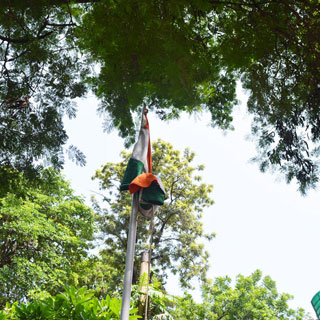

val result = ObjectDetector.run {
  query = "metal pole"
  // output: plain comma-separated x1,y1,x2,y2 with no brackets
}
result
120,192,139,320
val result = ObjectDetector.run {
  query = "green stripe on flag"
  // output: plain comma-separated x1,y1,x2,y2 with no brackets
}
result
311,291,320,318
142,181,165,205
120,158,144,191
140,203,153,210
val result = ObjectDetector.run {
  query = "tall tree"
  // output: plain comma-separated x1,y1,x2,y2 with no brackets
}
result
172,270,306,320
0,168,95,306
1,0,320,192
92,139,214,289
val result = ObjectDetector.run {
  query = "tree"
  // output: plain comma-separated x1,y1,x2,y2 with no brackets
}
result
172,270,306,320
92,139,215,289
80,0,320,193
0,168,95,306
215,0,320,194
70,251,121,299
1,0,320,192
77,0,237,142
0,0,88,177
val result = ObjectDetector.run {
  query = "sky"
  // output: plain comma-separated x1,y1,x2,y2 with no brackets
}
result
63,86,320,317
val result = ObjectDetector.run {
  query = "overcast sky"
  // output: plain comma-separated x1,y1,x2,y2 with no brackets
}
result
63,87,320,317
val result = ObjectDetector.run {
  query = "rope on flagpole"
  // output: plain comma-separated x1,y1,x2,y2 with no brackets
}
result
144,205,155,320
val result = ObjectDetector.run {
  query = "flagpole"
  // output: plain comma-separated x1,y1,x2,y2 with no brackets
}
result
120,192,139,320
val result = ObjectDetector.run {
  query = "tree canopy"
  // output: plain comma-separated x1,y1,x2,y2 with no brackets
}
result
1,0,320,192
92,139,214,289
172,270,306,320
0,0,88,176
0,168,95,306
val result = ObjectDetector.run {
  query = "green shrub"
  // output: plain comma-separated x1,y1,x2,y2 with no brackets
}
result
0,286,140,320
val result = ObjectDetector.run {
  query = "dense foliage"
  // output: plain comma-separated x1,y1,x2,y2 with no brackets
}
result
77,0,237,141
0,168,95,306
0,272,306,320
173,270,306,320
70,252,120,299
0,0,88,176
0,286,139,320
1,1,320,191
92,139,214,289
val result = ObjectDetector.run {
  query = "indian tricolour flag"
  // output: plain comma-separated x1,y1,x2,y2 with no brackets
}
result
120,107,165,217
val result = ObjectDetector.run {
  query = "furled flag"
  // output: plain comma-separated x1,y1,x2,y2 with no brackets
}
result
311,291,320,319
120,107,165,217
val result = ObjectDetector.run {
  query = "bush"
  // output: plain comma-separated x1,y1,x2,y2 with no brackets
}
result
0,286,140,320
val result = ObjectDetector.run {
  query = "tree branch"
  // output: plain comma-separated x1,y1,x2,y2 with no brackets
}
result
47,23,75,27
153,211,178,246
54,0,100,3
217,313,226,320
2,0,100,6
209,0,279,8
7,49,29,62
0,31,54,44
